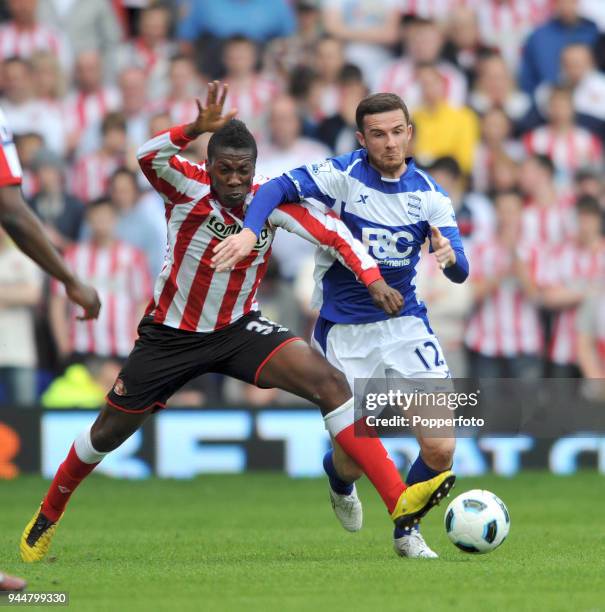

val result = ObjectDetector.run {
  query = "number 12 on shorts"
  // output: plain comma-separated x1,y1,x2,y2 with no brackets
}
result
414,341,445,370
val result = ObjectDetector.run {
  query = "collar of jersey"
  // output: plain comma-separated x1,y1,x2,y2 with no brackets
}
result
361,150,417,184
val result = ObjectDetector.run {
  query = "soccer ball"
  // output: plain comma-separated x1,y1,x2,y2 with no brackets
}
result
444,489,510,554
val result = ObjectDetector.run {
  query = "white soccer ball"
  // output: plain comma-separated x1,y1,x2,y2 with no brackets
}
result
444,489,510,554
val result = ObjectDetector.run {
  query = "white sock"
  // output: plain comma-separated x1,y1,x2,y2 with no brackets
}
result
74,425,108,464
323,397,355,437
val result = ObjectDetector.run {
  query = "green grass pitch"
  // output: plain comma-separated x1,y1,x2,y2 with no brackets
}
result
1,473,604,611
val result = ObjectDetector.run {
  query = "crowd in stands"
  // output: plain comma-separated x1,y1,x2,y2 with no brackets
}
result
0,0,604,408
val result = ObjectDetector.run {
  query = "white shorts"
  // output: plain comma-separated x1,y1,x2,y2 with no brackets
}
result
312,315,450,391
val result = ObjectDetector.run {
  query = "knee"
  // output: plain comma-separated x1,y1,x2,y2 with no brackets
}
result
420,439,455,471
314,368,350,407
90,420,126,453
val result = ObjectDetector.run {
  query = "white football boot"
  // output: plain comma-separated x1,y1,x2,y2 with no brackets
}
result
329,484,363,532
394,530,438,558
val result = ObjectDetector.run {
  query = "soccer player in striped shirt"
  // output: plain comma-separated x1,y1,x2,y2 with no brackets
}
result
213,92,469,558
21,83,454,563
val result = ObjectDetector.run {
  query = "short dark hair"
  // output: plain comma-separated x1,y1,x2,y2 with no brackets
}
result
356,93,410,131
207,119,257,162
576,194,601,217
101,112,126,134
529,153,555,176
110,166,138,188
427,156,462,179
86,197,114,212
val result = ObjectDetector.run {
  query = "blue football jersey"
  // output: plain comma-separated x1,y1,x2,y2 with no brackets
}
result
286,149,466,324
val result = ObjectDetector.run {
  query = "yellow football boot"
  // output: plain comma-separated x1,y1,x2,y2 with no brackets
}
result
20,505,61,563
391,471,456,530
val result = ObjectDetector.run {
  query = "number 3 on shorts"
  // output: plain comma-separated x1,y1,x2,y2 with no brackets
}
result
414,341,445,370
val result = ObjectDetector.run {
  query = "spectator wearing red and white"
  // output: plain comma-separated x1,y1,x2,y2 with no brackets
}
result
472,107,525,194
63,50,120,157
13,132,43,200
30,50,65,109
468,53,532,132
37,0,121,80
474,0,552,73
442,6,497,87
69,112,130,204
221,36,280,143
373,16,467,113
427,156,495,248
523,85,603,187
116,5,176,101
320,0,399,83
538,196,605,377
310,35,347,121
401,0,473,21
536,43,605,140
0,0,71,70
0,57,65,155
256,94,332,280
465,191,544,379
49,198,151,361
118,67,165,151
518,154,575,247
576,285,605,381
160,55,202,126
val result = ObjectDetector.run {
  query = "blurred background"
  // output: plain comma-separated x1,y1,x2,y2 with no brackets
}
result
0,0,603,450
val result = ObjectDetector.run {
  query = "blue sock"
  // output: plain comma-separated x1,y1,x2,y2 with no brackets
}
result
394,454,441,538
323,450,354,496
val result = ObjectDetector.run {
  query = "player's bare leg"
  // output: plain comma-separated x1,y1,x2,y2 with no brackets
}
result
256,341,455,534
21,406,150,562
394,411,456,559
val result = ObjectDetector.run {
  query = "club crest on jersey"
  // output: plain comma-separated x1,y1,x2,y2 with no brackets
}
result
113,377,127,396
207,215,270,250
407,194,421,218
311,160,332,175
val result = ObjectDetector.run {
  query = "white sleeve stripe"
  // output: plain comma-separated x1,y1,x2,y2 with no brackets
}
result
415,168,436,192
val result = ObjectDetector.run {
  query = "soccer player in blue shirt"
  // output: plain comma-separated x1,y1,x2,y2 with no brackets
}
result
212,92,469,558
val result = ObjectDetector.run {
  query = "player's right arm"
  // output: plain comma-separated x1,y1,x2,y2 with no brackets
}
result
0,112,100,320
137,81,237,202
269,201,403,316
212,157,344,270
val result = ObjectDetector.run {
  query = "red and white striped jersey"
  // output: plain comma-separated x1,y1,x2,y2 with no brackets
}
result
373,59,467,112
0,107,22,187
223,76,280,143
523,126,603,183
465,240,543,357
401,0,472,20
69,151,123,204
0,22,70,69
63,87,121,137
521,195,575,247
541,241,605,365
52,241,152,358
475,0,553,70
137,125,381,333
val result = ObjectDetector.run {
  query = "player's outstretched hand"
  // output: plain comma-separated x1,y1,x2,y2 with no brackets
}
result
65,278,101,320
184,81,238,140
211,228,257,271
368,279,404,316
430,226,456,270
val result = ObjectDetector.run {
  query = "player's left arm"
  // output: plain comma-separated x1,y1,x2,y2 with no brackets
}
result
428,192,469,283
269,202,403,315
